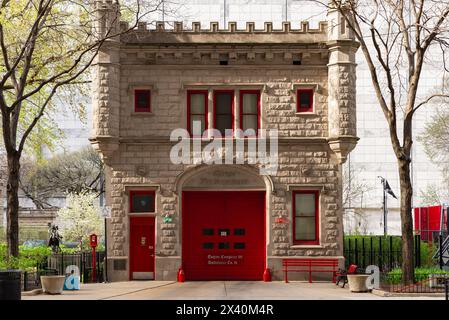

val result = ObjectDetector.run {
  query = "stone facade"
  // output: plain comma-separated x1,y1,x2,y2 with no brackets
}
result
90,0,359,281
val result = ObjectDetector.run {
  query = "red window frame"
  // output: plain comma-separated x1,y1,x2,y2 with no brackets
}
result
134,89,151,112
187,90,208,137
292,190,319,245
296,89,314,113
213,90,234,137
129,190,156,213
239,90,260,136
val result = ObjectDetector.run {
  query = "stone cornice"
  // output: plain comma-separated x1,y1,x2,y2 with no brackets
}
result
89,136,331,145
326,39,360,49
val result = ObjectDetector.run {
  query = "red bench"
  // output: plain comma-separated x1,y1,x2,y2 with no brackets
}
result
282,258,339,283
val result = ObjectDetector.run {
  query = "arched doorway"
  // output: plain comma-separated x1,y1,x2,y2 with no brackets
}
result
178,165,269,280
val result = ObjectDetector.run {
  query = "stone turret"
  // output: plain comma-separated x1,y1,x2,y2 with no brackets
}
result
90,0,121,162
326,3,359,163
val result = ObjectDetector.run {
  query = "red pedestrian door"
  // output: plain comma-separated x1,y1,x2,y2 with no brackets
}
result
182,191,265,280
130,216,155,280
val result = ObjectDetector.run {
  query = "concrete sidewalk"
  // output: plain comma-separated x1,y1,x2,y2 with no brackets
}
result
22,281,445,300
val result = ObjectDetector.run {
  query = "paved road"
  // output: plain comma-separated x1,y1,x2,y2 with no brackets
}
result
22,281,445,300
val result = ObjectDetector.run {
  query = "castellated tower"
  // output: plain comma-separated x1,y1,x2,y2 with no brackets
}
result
90,0,121,162
326,3,359,163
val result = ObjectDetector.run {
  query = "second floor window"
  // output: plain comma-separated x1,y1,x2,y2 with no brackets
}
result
214,90,234,136
296,89,314,113
134,89,151,112
187,90,208,136
240,90,260,135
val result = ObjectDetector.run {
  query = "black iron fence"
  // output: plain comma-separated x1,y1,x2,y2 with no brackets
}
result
22,251,105,291
380,272,449,296
343,235,423,271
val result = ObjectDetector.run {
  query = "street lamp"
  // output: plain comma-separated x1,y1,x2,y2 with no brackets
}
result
100,205,111,282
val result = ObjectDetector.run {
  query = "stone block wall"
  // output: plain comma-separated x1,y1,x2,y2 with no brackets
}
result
103,140,343,281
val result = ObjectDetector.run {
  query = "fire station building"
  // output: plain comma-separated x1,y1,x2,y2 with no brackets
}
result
90,1,359,281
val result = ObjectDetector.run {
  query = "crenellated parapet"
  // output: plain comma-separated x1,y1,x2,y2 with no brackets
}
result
119,20,329,45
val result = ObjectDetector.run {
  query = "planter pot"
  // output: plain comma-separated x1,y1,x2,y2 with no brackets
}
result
40,276,66,295
347,274,370,292
0,270,22,300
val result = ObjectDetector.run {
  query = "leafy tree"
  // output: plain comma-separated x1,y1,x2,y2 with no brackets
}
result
56,192,103,250
0,0,161,258
20,146,104,209
316,0,449,284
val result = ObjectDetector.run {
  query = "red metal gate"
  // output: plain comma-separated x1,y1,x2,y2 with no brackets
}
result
182,191,265,280
129,216,155,280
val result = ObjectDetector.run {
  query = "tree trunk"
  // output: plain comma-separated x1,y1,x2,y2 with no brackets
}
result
6,152,21,258
398,158,415,285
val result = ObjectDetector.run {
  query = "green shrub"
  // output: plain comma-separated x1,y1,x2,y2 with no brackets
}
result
0,243,52,271
385,267,449,284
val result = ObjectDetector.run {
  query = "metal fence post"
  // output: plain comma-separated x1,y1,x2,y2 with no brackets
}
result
362,238,365,268
355,238,359,266
416,234,421,267
60,252,64,275
97,251,100,283
348,239,351,268
82,252,87,284
439,234,444,270
370,237,373,266
445,278,448,301
379,236,383,270
389,236,393,270
23,271,27,292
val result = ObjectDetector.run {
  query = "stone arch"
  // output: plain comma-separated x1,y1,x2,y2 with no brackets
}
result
174,164,274,263
174,164,274,194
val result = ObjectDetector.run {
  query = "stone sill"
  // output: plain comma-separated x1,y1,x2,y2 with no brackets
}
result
290,245,324,249
130,112,155,117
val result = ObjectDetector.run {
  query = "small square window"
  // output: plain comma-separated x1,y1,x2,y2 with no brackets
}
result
218,229,230,236
234,242,245,249
296,89,314,113
130,191,155,213
234,228,245,236
203,243,214,249
218,242,230,249
134,90,151,112
203,229,214,236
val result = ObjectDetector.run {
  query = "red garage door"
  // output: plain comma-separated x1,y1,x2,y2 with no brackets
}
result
182,191,265,280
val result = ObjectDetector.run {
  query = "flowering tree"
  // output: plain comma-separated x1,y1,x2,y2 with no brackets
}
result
56,192,103,249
